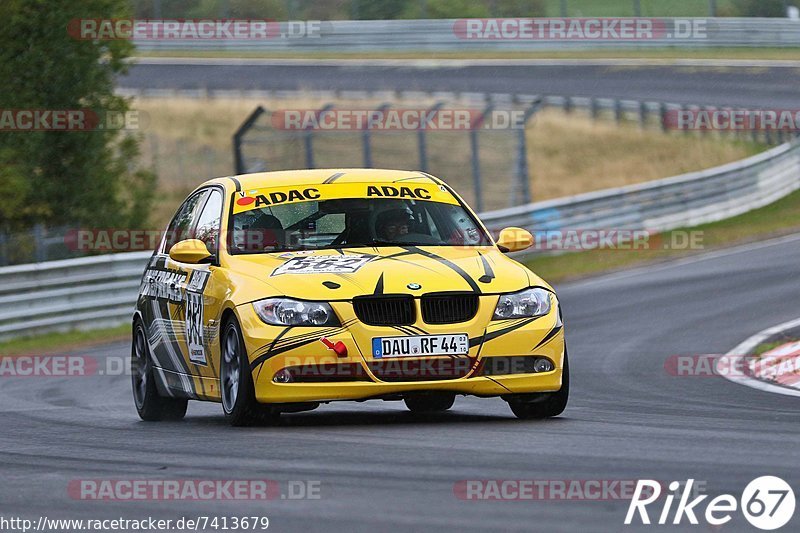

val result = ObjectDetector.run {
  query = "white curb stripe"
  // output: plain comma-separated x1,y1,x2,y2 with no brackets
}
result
720,317,800,397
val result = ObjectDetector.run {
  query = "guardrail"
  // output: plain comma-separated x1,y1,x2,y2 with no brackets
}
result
0,252,151,341
2,140,798,342
132,18,800,52
481,141,800,235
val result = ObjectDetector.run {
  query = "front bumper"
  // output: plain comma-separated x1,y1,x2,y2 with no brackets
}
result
236,298,565,404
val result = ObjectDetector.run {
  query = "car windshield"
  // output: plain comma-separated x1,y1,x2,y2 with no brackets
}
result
228,197,492,254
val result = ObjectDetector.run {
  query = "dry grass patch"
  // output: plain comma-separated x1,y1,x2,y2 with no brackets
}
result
133,97,761,226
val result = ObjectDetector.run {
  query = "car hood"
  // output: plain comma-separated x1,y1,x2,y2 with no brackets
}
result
226,246,543,301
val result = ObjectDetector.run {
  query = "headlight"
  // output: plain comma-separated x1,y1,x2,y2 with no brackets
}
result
252,298,340,327
493,288,552,320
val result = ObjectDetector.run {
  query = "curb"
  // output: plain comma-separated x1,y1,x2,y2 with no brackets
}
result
720,317,800,397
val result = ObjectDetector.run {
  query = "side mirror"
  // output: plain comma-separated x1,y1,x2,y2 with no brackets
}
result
169,239,212,264
497,227,533,253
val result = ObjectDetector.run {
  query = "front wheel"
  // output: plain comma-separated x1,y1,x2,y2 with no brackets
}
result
506,351,569,420
131,320,187,421
220,318,279,427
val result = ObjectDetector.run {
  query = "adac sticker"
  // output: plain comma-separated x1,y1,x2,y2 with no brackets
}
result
233,183,459,214
271,254,374,276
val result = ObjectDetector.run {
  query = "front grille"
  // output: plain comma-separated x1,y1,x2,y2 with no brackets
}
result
421,293,479,324
368,357,475,382
353,295,415,326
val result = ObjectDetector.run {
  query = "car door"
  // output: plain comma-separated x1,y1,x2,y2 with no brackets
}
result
140,189,209,398
172,187,226,400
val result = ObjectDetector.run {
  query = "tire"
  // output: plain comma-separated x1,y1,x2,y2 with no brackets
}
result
404,393,456,414
131,320,188,421
220,317,279,427
506,350,569,420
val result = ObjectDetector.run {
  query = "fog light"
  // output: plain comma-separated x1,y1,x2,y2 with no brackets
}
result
273,369,293,383
533,358,554,373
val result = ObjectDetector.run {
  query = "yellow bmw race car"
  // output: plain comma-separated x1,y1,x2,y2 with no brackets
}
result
132,169,567,426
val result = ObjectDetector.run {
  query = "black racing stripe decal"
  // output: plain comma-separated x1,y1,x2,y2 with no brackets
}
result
250,326,345,371
373,273,384,295
402,246,481,293
420,172,445,186
470,317,539,348
255,326,293,380
323,172,346,184
251,318,358,362
477,251,495,284
382,255,440,273
372,250,415,261
228,176,242,192
391,325,417,336
405,325,429,335
533,325,563,350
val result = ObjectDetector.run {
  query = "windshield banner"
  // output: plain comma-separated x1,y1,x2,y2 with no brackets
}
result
232,183,460,214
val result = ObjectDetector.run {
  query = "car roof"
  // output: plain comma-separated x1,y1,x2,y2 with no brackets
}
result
204,169,444,192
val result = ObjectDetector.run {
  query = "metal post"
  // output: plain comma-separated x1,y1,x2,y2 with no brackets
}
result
633,0,641,17
305,104,335,169
590,98,600,120
639,101,648,129
470,104,494,213
418,102,444,172
363,103,391,168
232,106,266,175
0,231,7,266
709,0,718,17
563,96,573,114
33,224,46,263
515,99,544,206
614,99,624,124
560,0,568,17
660,103,669,133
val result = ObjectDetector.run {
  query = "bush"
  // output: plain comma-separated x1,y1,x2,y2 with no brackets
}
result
731,0,787,17
0,0,155,232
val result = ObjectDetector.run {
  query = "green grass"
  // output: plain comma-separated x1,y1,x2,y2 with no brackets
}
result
754,340,797,356
543,0,737,17
134,47,800,61
0,325,130,356
525,187,800,283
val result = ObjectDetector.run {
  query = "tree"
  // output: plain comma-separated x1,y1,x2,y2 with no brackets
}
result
732,0,787,17
0,0,155,232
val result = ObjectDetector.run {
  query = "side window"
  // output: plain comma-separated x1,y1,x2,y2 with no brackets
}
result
193,189,223,256
162,190,208,253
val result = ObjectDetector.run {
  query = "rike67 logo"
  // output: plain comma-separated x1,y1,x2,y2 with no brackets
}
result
626,477,795,530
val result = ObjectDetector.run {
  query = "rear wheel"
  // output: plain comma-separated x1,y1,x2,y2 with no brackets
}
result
506,351,569,420
404,393,455,414
131,320,188,421
221,318,279,427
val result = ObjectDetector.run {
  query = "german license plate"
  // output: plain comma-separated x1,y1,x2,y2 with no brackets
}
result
372,334,469,358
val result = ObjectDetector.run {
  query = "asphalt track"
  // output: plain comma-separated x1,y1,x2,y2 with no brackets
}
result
120,59,800,107
2,235,800,532
2,60,799,532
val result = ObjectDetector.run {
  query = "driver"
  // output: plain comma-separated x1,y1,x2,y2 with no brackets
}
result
375,208,413,241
